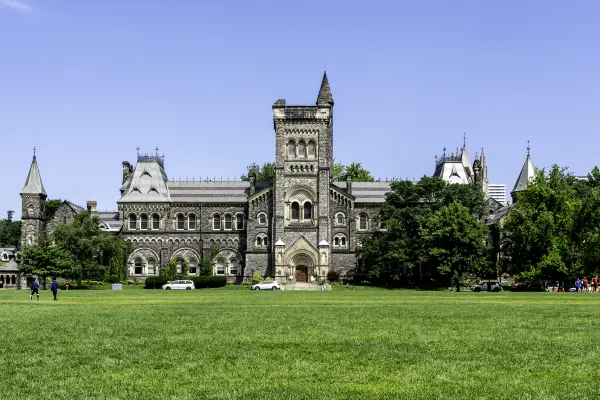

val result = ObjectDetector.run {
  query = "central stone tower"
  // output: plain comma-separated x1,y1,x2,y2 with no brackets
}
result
271,73,334,282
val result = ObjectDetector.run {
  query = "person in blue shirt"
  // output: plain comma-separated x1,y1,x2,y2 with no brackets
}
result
50,278,58,301
575,278,583,293
30,279,40,301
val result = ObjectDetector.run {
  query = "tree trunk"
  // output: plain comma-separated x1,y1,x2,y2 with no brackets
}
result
456,279,460,292
42,276,47,290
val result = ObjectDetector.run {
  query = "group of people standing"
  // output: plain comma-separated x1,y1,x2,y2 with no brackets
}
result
575,276,599,292
29,278,59,300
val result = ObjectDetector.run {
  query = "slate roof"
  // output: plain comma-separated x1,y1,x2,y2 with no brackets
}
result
0,258,19,272
316,72,334,106
333,182,391,203
511,155,535,194
168,181,270,203
21,156,47,196
486,204,513,225
94,211,122,232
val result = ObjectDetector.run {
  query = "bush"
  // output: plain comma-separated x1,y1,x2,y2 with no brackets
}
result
192,276,227,288
327,270,341,283
107,274,120,284
144,276,168,289
252,274,262,284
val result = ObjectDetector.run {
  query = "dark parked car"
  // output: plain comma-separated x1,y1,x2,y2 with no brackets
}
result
511,281,544,292
471,282,502,292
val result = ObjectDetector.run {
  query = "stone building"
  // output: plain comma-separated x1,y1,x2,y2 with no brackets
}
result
21,74,501,284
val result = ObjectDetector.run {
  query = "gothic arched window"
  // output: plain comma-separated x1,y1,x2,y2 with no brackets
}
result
129,214,136,230
188,214,196,230
307,141,316,158
287,141,296,159
303,202,312,221
291,202,300,221
297,141,306,158
213,214,221,230
140,214,148,230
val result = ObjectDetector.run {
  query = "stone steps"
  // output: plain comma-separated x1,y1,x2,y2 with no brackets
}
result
283,282,322,291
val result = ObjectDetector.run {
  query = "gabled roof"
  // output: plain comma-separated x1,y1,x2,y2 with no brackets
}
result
118,158,171,203
21,156,46,196
511,154,535,194
316,72,334,106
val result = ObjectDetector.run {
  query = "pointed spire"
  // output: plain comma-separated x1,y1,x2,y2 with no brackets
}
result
316,72,334,106
511,146,535,197
21,153,47,196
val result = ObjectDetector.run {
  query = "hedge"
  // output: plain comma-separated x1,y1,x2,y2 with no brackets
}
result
144,276,168,289
191,276,227,288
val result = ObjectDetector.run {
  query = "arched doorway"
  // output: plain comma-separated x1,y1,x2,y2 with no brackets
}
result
295,266,308,282
292,254,313,282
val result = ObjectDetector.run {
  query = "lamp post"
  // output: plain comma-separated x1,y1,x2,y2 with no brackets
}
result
250,269,254,284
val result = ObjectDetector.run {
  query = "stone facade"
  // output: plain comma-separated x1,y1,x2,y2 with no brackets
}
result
20,74,434,283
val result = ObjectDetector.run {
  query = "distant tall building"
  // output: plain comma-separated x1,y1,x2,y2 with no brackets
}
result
488,184,506,204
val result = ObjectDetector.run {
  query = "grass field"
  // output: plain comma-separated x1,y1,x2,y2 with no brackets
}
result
1,286,600,399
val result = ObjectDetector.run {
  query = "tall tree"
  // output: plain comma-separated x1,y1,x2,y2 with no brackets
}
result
20,235,71,288
44,199,63,221
0,211,21,246
424,201,490,291
240,162,275,182
51,212,130,285
357,176,488,287
502,165,600,282
331,160,375,182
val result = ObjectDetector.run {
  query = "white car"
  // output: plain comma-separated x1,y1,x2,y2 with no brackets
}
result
251,281,280,291
162,280,195,290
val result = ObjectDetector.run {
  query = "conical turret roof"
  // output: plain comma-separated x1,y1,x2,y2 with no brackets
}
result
511,154,534,194
316,72,334,106
21,155,47,196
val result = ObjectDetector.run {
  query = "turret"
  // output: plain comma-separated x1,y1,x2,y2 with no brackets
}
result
510,142,534,203
20,149,47,247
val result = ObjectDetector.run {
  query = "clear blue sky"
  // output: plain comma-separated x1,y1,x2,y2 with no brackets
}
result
2,0,599,216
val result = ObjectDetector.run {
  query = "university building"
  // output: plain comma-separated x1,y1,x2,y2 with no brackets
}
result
18,74,531,284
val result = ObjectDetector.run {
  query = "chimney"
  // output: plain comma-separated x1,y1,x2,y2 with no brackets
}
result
122,161,132,184
249,175,256,195
87,201,97,212
346,175,352,195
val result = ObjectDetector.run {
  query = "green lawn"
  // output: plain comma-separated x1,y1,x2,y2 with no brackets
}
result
1,287,599,399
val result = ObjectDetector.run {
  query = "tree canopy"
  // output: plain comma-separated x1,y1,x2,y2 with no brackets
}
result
240,162,275,182
501,165,600,283
0,211,21,246
21,212,131,284
356,176,489,288
332,161,374,182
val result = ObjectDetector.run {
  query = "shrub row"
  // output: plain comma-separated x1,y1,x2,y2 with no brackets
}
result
192,276,227,288
144,276,168,289
144,276,227,289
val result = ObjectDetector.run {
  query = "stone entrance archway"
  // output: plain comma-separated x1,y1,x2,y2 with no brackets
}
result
295,266,308,282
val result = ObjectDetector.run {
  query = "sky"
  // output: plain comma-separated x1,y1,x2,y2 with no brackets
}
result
2,0,599,216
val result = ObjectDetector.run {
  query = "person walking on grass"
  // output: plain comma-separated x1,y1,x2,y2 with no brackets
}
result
50,278,58,301
30,279,40,301
576,278,583,293
583,277,589,293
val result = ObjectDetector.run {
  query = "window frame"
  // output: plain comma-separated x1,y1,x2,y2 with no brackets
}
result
291,202,300,221
235,214,244,230
212,214,221,230
140,214,148,230
176,214,185,230
258,212,267,226
224,214,233,231
188,214,196,231
152,214,160,230
134,258,143,275
358,214,368,231
129,214,136,230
